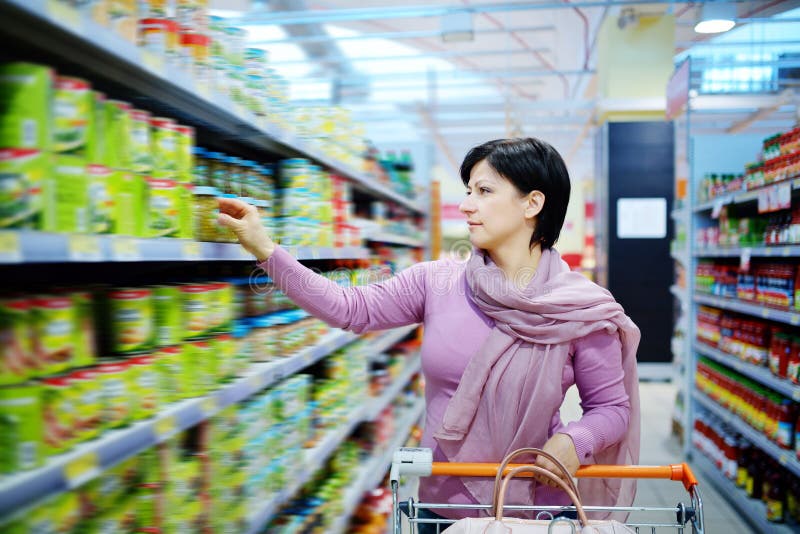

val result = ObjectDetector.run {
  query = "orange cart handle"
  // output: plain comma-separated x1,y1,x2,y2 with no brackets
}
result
430,462,698,492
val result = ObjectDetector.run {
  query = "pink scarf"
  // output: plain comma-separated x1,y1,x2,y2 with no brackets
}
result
433,247,641,520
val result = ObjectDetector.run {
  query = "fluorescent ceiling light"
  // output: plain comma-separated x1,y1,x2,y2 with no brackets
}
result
694,3,736,34
442,12,474,43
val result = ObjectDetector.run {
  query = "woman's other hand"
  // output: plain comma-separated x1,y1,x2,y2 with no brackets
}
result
534,433,580,488
217,197,275,262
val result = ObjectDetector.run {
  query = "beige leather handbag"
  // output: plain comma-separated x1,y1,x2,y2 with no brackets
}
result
442,448,637,534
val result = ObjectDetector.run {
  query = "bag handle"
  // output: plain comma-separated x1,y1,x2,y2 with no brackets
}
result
495,465,590,527
491,447,581,514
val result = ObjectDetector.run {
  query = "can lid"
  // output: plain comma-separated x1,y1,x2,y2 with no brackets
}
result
130,109,151,121
175,125,195,135
149,117,176,128
55,76,91,90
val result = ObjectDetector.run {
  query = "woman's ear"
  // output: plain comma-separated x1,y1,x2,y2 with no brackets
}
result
525,191,545,219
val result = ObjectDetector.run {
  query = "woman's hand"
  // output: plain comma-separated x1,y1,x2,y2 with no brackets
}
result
534,433,580,488
217,197,276,262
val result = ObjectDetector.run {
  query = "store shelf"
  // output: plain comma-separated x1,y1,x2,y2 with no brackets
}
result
245,403,367,534
670,285,688,302
367,324,419,359
694,293,800,327
670,208,688,221
0,328,362,517
693,177,800,212
691,453,798,533
694,341,800,401
670,245,690,267
694,245,800,258
367,233,426,248
364,356,422,421
0,0,422,214
0,231,370,264
693,391,800,477
331,398,426,534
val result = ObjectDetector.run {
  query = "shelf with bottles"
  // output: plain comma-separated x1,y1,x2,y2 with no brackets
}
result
694,359,800,477
0,1,423,216
691,439,799,532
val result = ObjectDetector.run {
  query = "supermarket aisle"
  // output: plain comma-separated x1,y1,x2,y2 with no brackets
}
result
563,382,753,534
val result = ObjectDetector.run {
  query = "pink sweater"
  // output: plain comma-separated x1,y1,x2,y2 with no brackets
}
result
261,247,630,509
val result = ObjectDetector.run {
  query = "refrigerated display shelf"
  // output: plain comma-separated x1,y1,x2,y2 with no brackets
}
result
694,341,800,401
0,326,422,518
0,0,423,214
694,245,800,258
245,403,368,534
331,399,426,534
693,177,800,213
691,453,798,533
364,356,421,421
0,231,370,264
367,233,426,248
694,293,800,327
692,391,800,477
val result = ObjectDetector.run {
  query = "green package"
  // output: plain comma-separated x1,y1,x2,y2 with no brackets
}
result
107,288,153,355
87,164,115,234
0,384,42,474
0,62,53,150
152,285,182,347
0,297,34,386
174,124,194,174
53,76,93,155
32,295,75,375
26,491,81,534
150,117,177,173
0,147,48,229
88,91,107,165
146,177,180,238
128,354,159,420
177,181,194,239
41,375,76,456
44,155,89,234
129,109,152,173
112,171,146,236
105,100,132,170
156,345,186,402
70,291,96,368
97,360,132,429
68,367,102,442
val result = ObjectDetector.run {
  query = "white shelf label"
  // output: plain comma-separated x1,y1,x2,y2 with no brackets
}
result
791,315,800,326
46,0,80,29
201,396,218,417
141,51,165,76
111,237,141,261
63,451,100,488
182,241,202,260
0,231,22,263
154,415,177,440
68,235,102,261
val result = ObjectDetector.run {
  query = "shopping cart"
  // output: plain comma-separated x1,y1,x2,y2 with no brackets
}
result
389,448,704,534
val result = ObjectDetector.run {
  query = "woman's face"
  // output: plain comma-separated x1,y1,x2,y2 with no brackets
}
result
459,159,537,251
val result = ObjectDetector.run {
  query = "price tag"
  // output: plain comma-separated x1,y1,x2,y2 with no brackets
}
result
182,241,202,260
46,0,80,29
780,454,789,466
792,389,800,402
64,452,100,488
761,308,770,319
739,248,752,272
710,199,724,219
791,315,800,326
68,235,102,261
154,415,177,440
248,374,262,390
197,83,212,100
141,51,165,76
0,231,22,263
201,396,218,417
111,237,141,261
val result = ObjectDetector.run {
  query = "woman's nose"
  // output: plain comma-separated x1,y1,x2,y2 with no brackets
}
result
459,197,475,214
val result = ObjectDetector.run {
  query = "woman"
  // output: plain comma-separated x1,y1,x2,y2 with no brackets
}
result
219,138,640,529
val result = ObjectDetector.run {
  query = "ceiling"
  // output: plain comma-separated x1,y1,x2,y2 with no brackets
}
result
214,0,800,208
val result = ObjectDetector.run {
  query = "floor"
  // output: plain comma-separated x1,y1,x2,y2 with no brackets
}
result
562,381,754,534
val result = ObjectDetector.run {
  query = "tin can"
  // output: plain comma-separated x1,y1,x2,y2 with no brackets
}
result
108,288,154,354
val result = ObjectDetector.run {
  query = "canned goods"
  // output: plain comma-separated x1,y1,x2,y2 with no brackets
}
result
180,283,211,339
192,185,220,241
53,76,92,155
129,354,159,419
69,367,102,441
108,288,154,354
32,296,75,375
70,290,97,368
152,285,182,347
87,164,115,234
146,177,180,238
0,297,34,385
105,100,133,170
97,360,133,428
149,116,177,172
155,345,185,402
41,374,76,455
129,109,153,173
174,124,195,174
0,384,42,473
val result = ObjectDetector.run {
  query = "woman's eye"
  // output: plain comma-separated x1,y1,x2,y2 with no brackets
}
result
480,187,491,194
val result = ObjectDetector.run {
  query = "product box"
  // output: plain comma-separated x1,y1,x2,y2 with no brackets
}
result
0,147,49,229
112,171,147,236
0,384,43,474
87,164,115,234
0,297,35,385
43,155,90,234
89,91,107,165
146,177,180,238
32,295,76,376
105,99,133,170
130,109,152,173
53,76,94,156
41,375,77,456
0,62,53,150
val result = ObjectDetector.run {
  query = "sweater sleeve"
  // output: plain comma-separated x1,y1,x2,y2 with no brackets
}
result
258,246,426,333
559,329,631,461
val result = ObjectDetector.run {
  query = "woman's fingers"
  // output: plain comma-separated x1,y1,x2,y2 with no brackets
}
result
218,196,251,218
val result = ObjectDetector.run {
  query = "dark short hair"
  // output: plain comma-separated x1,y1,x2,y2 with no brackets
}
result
460,137,571,250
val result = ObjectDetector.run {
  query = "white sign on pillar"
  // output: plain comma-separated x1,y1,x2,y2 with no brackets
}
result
616,198,667,239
